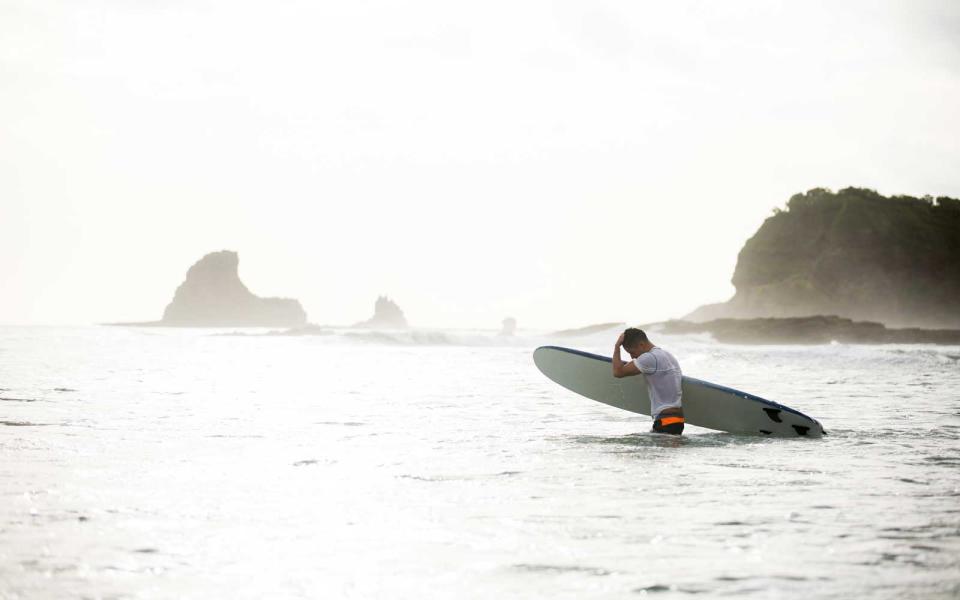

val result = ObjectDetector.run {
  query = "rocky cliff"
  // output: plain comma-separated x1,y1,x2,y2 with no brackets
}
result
686,188,960,328
160,251,306,327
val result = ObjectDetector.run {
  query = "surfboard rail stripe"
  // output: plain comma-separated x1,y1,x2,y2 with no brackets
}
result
536,345,822,427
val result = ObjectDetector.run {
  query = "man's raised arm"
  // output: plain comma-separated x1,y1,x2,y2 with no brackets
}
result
612,333,640,378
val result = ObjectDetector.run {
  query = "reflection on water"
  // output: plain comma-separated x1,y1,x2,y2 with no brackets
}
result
567,432,688,450
0,326,958,599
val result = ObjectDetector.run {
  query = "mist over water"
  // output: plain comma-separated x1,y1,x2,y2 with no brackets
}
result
2,327,958,598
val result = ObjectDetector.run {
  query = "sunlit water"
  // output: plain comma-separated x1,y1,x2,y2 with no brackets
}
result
1,326,958,599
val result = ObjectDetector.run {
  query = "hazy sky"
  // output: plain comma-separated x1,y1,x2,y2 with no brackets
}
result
3,0,959,329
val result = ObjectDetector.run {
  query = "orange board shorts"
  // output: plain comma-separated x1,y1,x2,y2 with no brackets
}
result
653,414,684,435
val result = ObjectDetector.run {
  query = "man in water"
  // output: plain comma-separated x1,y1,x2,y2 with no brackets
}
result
611,328,685,435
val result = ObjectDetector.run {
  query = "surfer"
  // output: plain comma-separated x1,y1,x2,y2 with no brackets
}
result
612,328,685,435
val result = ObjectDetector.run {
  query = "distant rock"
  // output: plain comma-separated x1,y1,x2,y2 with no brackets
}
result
551,322,625,337
499,317,517,336
686,188,960,328
156,251,306,327
661,316,960,345
352,296,408,329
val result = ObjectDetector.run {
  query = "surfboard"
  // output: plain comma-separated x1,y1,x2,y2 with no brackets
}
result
533,346,824,438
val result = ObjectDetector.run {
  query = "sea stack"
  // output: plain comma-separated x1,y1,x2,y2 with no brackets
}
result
353,296,408,329
499,317,517,336
160,251,307,327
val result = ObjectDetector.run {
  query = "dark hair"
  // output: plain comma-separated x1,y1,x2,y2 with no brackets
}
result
622,328,649,348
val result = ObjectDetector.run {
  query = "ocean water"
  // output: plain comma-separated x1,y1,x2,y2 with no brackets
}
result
1,326,958,599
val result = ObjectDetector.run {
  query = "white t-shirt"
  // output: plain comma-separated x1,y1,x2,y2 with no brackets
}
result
632,347,683,419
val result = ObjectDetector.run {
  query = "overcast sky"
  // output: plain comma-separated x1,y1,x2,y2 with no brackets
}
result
2,0,959,329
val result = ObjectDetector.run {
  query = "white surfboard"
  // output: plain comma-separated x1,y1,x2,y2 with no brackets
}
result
533,346,824,438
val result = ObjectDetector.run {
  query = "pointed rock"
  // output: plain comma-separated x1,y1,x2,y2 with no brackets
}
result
352,296,408,329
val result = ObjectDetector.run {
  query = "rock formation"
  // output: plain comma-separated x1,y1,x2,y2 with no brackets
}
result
352,296,408,329
159,251,306,327
686,188,960,328
660,317,960,345
499,317,517,336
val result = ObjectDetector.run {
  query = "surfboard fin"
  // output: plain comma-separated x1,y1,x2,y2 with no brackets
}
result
762,408,783,423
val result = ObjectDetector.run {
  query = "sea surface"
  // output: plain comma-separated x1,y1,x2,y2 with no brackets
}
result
1,326,959,599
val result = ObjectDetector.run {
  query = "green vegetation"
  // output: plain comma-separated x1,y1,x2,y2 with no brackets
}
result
688,187,960,328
